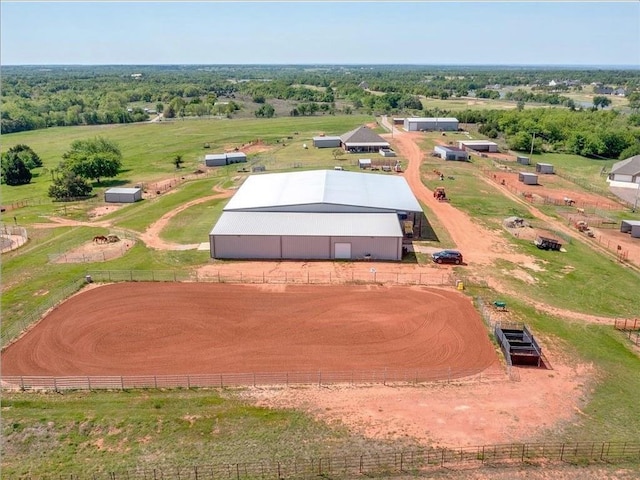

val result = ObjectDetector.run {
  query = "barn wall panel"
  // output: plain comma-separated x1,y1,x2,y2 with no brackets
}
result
211,235,281,259
281,236,330,259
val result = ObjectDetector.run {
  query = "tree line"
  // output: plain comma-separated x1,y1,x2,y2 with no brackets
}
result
3,65,638,134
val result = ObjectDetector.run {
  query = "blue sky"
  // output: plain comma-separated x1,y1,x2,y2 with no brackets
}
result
2,1,639,66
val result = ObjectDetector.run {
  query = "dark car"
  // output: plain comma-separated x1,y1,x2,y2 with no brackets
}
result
431,250,463,265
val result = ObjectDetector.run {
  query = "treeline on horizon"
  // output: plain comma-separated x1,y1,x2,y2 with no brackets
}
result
2,65,640,160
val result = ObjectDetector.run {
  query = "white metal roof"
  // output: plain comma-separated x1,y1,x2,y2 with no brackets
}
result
211,212,403,237
223,170,422,212
406,117,459,122
459,140,498,145
105,187,141,194
205,153,227,160
621,220,640,226
313,136,341,141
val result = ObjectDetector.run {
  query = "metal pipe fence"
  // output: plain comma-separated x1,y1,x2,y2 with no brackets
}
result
8,441,639,479
1,366,507,392
85,269,457,287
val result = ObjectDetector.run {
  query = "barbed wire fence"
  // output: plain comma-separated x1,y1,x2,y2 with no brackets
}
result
7,441,639,480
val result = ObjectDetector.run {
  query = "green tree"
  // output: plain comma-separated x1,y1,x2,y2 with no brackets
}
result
332,148,343,160
593,96,612,109
173,155,184,169
2,144,42,170
1,155,32,185
254,103,275,118
48,171,93,200
61,137,122,184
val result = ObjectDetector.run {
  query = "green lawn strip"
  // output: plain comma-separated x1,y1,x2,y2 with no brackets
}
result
491,237,639,317
160,198,225,244
112,178,226,232
1,389,416,477
1,115,373,205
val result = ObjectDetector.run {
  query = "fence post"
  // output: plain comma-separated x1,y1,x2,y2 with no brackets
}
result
318,372,322,387
121,376,124,390
53,377,58,393
220,374,223,388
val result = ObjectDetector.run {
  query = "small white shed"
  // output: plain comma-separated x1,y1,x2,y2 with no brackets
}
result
358,159,372,169
621,220,640,238
518,172,538,185
104,187,142,203
536,163,555,174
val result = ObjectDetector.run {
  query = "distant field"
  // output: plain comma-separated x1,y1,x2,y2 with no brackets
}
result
0,115,373,205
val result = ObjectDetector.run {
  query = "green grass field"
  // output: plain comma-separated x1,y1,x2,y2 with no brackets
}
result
2,115,640,475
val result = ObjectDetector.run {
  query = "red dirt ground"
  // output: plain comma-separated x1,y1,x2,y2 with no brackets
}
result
490,171,622,210
0,283,498,377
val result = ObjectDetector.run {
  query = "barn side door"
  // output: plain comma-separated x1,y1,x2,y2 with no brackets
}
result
334,242,351,259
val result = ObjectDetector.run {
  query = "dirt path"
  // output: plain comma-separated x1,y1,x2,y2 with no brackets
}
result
139,187,233,250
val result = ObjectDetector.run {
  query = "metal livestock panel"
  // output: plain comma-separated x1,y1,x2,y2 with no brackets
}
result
281,236,331,259
210,235,281,259
331,236,401,261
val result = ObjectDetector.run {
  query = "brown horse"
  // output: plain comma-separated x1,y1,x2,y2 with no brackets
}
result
93,235,108,244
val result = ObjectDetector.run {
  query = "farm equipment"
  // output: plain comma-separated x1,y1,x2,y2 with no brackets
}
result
434,186,447,201
534,235,562,251
575,220,589,232
575,220,595,237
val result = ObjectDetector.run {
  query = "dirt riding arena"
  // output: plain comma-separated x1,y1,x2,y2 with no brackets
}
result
1,283,498,378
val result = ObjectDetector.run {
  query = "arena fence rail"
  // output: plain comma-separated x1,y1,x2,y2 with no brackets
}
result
8,441,639,479
84,269,458,286
1,366,508,392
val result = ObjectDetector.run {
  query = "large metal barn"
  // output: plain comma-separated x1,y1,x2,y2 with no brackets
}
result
209,170,423,260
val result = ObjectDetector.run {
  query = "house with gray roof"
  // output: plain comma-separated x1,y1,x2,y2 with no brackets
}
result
608,155,640,186
340,126,390,153
209,169,423,261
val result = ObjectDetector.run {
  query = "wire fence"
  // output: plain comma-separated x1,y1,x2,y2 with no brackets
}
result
479,165,623,211
85,269,459,287
615,318,640,346
1,366,507,392
8,441,639,479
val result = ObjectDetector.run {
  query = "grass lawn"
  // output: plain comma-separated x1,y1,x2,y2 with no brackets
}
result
1,115,373,205
0,389,416,477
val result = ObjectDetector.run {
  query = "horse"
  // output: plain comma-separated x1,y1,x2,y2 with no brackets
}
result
93,235,108,244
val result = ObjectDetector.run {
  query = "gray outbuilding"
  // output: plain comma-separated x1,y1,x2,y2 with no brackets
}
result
620,220,640,238
205,153,228,167
517,156,530,165
518,172,538,185
457,140,499,152
404,117,459,132
104,187,142,203
434,145,469,161
209,169,423,261
536,163,555,174
205,152,247,167
313,136,342,148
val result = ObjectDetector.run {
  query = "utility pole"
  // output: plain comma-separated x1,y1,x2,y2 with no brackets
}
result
530,131,536,157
